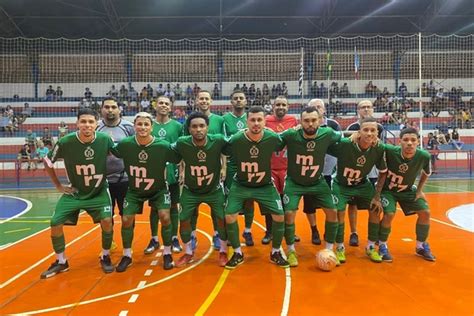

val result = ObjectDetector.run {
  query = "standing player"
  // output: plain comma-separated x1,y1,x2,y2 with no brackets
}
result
223,106,288,269
113,112,175,272
183,90,226,250
262,96,298,244
172,112,229,267
303,98,342,245
145,96,183,254
280,106,339,267
345,99,384,246
41,108,115,278
223,90,255,246
328,118,387,263
378,127,435,262
97,97,134,241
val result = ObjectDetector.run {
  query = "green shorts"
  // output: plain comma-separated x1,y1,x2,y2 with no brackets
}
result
381,186,429,216
283,177,336,212
180,186,225,222
332,181,375,212
51,187,112,226
225,180,283,216
168,183,181,205
123,189,171,216
166,163,179,185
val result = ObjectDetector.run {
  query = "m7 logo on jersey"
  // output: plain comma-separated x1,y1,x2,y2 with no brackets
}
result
296,154,319,177
387,170,408,192
343,167,362,185
76,164,103,187
130,166,154,190
241,162,265,183
190,165,214,186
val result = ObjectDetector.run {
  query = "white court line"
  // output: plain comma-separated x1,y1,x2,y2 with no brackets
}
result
155,252,162,258
0,195,33,224
118,311,128,316
11,229,213,315
137,281,146,289
0,224,101,289
431,217,473,232
144,269,153,277
150,260,158,266
401,238,413,242
128,294,139,303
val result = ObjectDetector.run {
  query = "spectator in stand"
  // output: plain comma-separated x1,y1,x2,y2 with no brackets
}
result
5,105,14,118
119,85,128,101
248,83,256,105
255,88,263,105
420,83,428,97
46,85,55,101
233,84,241,92
0,109,14,136
41,127,53,148
185,85,193,99
449,128,464,150
164,87,175,103
281,82,288,97
128,86,138,105
34,141,49,169
108,85,119,98
20,102,33,121
58,121,68,139
398,82,408,98
140,98,151,112
436,88,445,101
461,108,471,128
329,82,339,98
25,129,38,152
262,83,270,104
318,83,327,98
426,132,439,174
173,107,186,124
374,96,385,112
340,83,349,97
365,81,375,95
156,83,165,96
146,84,154,98
79,98,91,110
436,121,450,144
192,83,200,97
242,83,248,96
431,96,441,117
173,84,183,99
55,86,63,100
271,84,277,98
275,83,282,96
17,144,32,170
213,83,220,99
140,86,148,100
84,87,93,101
311,81,318,97
428,80,436,96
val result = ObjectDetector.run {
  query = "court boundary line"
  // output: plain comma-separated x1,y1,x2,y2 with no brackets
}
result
445,203,474,232
9,229,213,315
0,195,33,224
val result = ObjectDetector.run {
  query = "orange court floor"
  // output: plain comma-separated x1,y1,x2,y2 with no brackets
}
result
0,191,473,316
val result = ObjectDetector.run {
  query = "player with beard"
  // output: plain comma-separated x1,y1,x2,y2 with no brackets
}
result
279,106,340,267
223,90,255,247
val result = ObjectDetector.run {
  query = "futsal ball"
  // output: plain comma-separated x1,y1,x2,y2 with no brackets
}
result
316,249,338,272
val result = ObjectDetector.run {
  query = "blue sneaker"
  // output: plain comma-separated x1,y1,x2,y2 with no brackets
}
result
172,237,182,253
416,242,436,262
242,231,254,246
378,244,393,262
212,233,220,250
190,235,198,251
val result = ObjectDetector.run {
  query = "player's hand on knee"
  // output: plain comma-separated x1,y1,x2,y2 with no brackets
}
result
369,198,383,215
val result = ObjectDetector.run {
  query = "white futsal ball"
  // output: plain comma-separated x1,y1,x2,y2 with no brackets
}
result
316,249,338,272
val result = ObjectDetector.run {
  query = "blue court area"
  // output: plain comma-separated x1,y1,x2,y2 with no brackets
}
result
0,196,30,220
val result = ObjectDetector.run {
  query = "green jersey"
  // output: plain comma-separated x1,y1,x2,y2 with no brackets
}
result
47,132,114,200
113,136,173,196
280,127,340,186
223,112,247,137
383,144,431,193
151,119,183,184
171,134,227,194
183,113,225,136
328,138,387,187
224,129,280,187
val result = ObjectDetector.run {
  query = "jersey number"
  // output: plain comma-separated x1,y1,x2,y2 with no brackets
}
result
76,164,104,188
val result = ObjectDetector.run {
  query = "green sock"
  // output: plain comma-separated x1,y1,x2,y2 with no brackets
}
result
244,201,254,229
150,208,159,236
190,209,198,231
211,213,219,234
170,205,179,237
226,221,240,249
335,222,345,244
216,218,227,241
284,223,295,245
271,220,285,249
179,221,192,243
121,225,134,249
324,221,338,244
161,223,172,246
368,222,380,243
52,235,65,254
379,226,391,242
416,223,430,242
102,230,113,250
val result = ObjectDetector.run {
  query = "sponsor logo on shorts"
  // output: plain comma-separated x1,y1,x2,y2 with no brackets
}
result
381,197,390,207
283,194,290,205
331,194,339,205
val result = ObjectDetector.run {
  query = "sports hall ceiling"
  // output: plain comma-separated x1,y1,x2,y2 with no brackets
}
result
0,0,472,39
